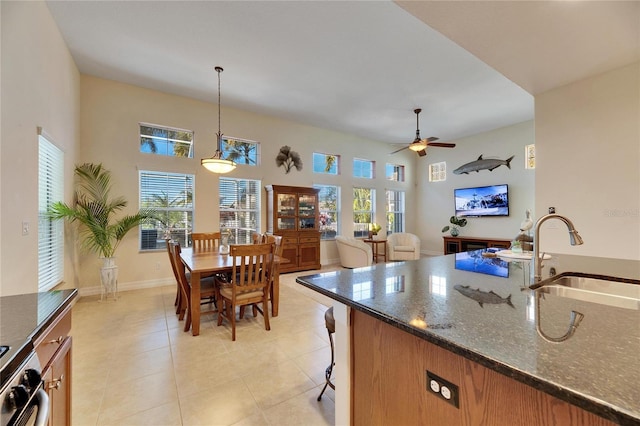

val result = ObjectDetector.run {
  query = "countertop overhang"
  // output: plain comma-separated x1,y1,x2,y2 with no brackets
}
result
0,289,78,389
296,252,640,425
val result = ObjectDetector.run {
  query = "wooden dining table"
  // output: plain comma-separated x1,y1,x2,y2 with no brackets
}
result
179,246,284,336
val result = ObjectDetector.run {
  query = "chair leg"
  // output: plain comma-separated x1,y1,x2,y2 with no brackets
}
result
217,297,224,326
230,302,236,341
317,328,335,400
262,299,270,331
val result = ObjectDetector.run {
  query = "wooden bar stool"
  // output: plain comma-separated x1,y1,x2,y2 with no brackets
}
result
317,306,335,400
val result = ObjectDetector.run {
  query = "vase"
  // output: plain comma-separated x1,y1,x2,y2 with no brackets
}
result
450,227,459,237
100,257,118,301
219,232,230,254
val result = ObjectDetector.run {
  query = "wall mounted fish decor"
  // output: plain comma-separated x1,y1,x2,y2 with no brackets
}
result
454,285,514,308
453,155,514,175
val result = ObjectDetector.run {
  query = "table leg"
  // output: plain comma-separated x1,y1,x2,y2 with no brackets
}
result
191,271,201,336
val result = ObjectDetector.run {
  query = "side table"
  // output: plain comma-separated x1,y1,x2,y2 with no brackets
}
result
364,239,387,263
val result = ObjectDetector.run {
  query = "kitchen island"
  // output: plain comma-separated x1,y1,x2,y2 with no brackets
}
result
296,252,639,425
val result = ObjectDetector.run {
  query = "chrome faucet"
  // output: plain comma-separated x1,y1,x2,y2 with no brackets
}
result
533,213,584,282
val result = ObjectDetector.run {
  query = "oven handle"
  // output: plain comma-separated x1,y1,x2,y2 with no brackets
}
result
34,388,49,426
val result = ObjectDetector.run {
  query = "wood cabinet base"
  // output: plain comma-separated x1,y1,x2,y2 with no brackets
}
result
352,310,613,426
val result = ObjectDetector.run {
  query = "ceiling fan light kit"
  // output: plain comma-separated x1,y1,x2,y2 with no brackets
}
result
390,108,456,157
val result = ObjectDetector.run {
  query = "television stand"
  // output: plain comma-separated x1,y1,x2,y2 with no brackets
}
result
443,236,511,254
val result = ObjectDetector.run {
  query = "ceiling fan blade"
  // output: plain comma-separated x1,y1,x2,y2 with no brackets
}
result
426,136,440,142
427,142,456,148
417,149,427,157
390,145,410,154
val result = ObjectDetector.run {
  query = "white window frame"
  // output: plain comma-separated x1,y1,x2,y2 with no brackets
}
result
353,158,375,179
353,187,375,238
38,129,64,291
386,163,405,182
429,161,447,182
222,136,260,166
314,184,340,240
386,190,405,234
219,177,261,245
139,171,195,250
313,152,339,175
139,123,194,158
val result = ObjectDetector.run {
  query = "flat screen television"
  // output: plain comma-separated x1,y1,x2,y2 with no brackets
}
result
454,184,509,217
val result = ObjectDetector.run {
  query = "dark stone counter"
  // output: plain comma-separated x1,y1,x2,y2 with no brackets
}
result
0,289,78,389
296,252,640,425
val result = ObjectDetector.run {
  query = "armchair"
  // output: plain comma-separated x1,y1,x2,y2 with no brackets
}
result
335,236,373,268
387,233,421,261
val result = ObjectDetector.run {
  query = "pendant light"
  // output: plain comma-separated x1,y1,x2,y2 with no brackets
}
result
201,66,236,174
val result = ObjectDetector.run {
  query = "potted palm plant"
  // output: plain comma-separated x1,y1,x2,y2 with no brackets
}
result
48,163,155,300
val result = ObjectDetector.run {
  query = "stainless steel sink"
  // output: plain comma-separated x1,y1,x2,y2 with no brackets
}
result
532,273,640,310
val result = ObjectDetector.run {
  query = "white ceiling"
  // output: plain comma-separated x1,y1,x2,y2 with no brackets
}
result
45,1,639,146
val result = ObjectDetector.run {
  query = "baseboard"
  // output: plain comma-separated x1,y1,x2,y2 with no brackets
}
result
77,277,175,298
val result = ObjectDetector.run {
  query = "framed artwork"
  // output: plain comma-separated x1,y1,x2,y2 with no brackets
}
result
525,144,535,169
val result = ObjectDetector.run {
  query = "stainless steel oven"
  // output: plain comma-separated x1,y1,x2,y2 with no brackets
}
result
0,352,48,426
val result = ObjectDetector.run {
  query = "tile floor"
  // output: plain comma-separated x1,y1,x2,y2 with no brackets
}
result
71,266,339,425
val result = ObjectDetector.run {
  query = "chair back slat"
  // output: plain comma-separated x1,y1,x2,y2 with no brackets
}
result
192,232,221,250
230,243,274,295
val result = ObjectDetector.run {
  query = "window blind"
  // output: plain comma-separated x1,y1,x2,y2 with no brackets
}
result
38,134,64,291
219,178,260,244
139,171,194,249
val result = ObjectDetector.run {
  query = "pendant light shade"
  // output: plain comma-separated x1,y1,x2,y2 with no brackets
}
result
201,66,236,174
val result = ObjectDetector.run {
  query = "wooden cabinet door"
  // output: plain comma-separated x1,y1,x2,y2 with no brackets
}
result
44,336,72,426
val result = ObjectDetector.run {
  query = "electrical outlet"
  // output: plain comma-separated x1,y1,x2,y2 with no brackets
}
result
22,221,29,236
155,262,161,271
426,371,459,408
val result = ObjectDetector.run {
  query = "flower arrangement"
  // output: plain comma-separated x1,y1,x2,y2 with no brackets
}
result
441,216,467,236
368,222,382,238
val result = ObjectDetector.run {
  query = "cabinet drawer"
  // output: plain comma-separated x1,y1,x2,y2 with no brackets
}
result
282,236,298,245
34,306,72,370
299,236,319,244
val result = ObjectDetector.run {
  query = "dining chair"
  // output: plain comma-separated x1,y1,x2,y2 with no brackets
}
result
191,232,221,250
171,241,218,332
250,233,283,316
166,239,183,315
215,242,275,341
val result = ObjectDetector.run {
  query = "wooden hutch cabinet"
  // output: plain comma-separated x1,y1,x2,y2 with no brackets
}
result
265,185,321,273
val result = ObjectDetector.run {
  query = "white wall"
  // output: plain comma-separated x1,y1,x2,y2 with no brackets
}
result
78,75,418,294
0,1,80,296
417,121,535,255
535,62,640,260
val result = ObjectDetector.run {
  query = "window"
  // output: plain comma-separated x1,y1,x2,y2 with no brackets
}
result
222,136,259,166
139,123,194,158
386,190,405,234
313,152,339,175
429,161,446,182
386,163,405,182
38,131,64,291
219,178,261,244
139,171,194,249
353,187,375,238
353,158,374,179
314,184,340,240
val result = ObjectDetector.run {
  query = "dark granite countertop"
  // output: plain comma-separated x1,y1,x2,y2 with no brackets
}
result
296,252,640,425
0,289,78,389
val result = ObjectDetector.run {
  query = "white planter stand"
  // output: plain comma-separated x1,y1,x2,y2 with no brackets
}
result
100,257,118,301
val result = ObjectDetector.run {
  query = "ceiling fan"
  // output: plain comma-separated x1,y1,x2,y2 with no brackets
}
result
390,108,456,157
